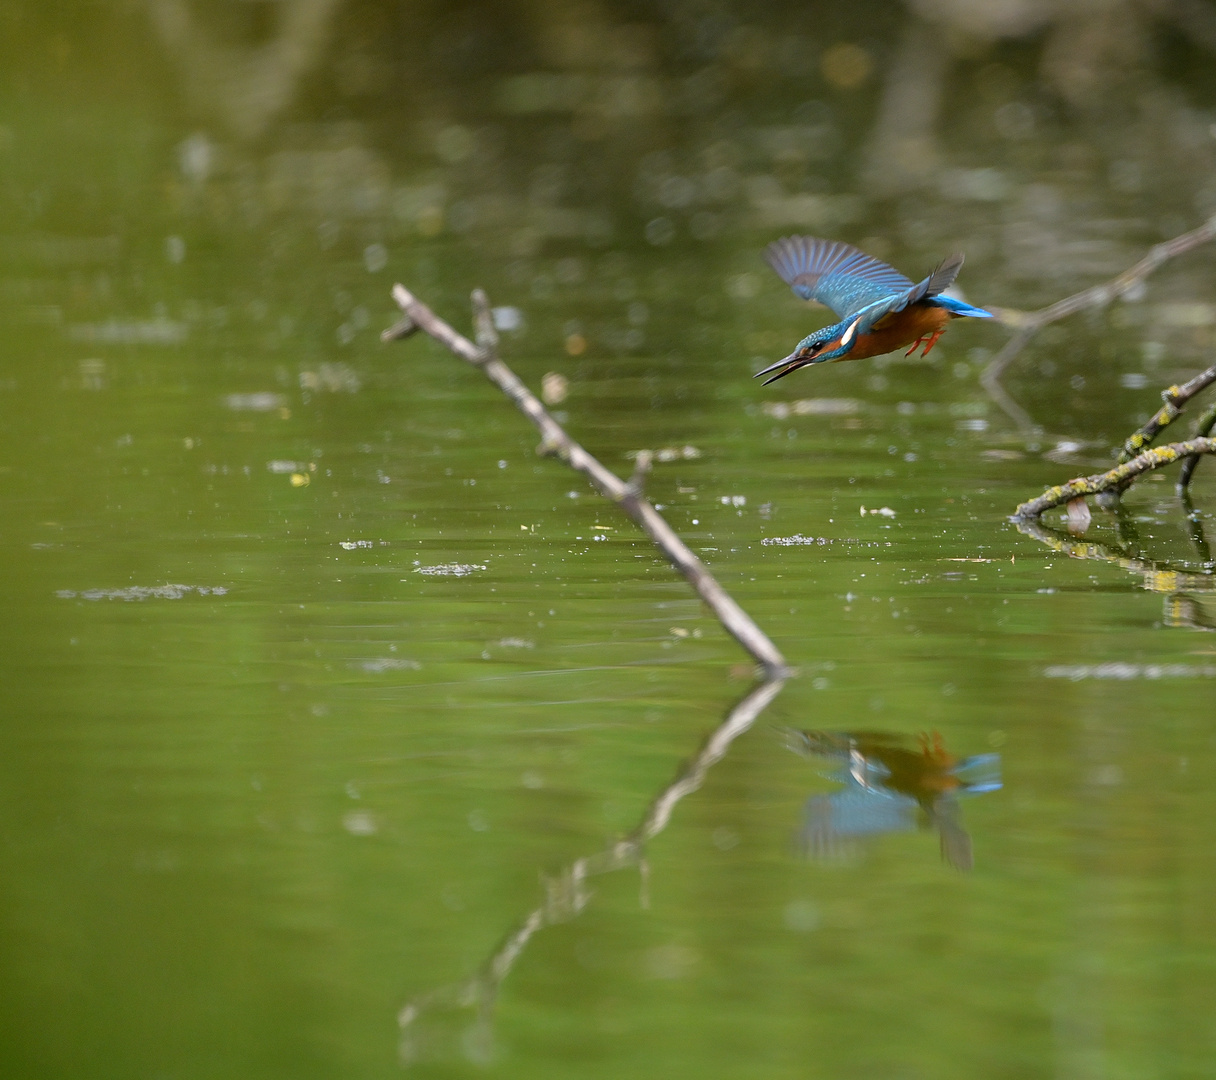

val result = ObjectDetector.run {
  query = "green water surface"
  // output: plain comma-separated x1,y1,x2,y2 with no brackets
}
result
2,4,1216,1078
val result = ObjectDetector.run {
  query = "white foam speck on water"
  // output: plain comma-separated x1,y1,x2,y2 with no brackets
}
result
763,535,832,546
299,362,361,393
343,811,378,836
67,317,188,345
762,535,885,548
414,563,487,577
355,658,422,672
225,392,285,412
56,585,228,601
761,398,860,419
1044,663,1216,680
625,445,701,462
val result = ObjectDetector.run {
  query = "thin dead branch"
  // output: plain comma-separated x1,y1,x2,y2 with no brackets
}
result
628,448,654,495
379,315,417,342
386,283,788,678
981,214,1216,432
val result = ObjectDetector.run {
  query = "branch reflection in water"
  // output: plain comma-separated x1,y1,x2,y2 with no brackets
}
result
783,730,1001,872
397,675,785,1067
1016,516,1216,633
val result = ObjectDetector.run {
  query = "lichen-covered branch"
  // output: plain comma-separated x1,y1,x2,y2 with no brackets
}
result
1014,363,1216,517
396,676,786,1065
981,214,1216,432
387,284,787,676
1117,364,1216,463
1179,400,1216,492
1013,438,1216,520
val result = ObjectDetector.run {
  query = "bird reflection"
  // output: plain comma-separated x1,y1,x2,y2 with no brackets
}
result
783,730,1001,871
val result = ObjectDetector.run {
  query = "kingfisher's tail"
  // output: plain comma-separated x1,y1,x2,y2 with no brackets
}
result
934,295,994,319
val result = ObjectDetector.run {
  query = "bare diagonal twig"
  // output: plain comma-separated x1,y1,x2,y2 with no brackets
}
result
386,283,788,677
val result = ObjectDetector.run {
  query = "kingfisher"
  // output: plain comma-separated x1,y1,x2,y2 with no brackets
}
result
755,236,994,385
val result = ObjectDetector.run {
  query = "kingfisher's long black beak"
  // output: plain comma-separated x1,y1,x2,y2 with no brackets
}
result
754,352,806,385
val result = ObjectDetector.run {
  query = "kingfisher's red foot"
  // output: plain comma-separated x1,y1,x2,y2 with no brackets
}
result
920,329,945,357
904,336,926,357
918,730,948,761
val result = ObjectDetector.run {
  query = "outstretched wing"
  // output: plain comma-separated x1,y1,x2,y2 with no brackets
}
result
765,236,915,320
836,252,967,347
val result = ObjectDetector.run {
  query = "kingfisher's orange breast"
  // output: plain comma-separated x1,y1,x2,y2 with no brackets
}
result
828,303,952,362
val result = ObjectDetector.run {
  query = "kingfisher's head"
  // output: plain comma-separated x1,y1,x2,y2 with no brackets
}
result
754,320,854,384
792,327,836,360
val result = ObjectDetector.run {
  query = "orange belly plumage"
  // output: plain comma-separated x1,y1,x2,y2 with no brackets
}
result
827,303,953,362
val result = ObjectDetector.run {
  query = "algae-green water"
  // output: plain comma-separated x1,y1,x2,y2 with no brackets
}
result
3,4,1216,1077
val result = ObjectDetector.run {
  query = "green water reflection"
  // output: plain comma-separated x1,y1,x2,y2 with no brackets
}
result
3,3,1216,1077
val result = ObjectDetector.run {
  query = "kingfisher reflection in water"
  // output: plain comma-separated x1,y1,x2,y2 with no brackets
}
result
783,730,1001,871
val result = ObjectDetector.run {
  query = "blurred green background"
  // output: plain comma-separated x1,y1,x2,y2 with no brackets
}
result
2,2,1216,1077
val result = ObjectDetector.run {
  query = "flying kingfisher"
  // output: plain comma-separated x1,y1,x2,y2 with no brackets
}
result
755,236,994,385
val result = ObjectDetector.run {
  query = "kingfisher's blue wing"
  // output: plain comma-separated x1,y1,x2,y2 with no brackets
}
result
765,236,915,320
832,253,969,348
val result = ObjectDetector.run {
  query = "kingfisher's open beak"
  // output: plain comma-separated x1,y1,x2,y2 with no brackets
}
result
754,351,807,385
